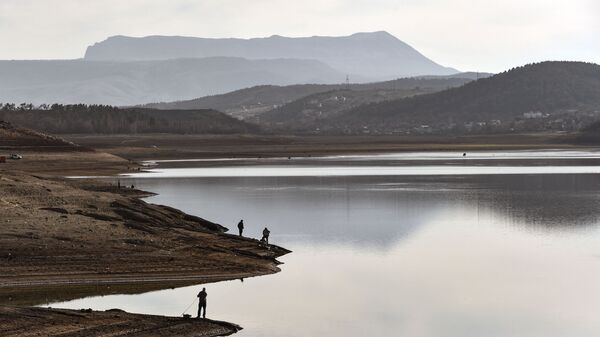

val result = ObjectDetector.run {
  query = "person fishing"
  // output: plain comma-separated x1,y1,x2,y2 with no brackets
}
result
197,287,207,319
237,219,244,236
261,227,271,244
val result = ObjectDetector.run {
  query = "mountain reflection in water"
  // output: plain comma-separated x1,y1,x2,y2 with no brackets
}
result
124,174,600,249
49,154,600,337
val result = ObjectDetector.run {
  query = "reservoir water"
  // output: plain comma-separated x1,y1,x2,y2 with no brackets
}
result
52,150,600,337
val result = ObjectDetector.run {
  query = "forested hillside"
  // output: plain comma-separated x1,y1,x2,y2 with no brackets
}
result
322,62,600,134
0,105,259,134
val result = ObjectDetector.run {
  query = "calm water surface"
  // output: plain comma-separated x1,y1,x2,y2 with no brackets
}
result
53,151,600,337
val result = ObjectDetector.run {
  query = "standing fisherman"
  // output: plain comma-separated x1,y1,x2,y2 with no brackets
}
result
237,219,244,236
261,227,271,244
197,287,207,319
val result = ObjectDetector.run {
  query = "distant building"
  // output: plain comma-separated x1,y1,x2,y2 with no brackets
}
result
414,125,432,134
523,111,543,119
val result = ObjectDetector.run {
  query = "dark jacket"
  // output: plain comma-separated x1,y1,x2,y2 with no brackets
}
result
197,290,207,303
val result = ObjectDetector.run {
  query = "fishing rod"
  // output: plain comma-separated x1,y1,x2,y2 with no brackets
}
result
181,297,198,317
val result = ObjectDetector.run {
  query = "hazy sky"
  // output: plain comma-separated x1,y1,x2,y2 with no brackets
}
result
0,0,598,72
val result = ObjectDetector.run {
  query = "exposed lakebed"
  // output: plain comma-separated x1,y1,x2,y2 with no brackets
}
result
51,150,600,337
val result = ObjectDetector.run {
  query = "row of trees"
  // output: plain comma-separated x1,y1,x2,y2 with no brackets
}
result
1,103,36,111
0,103,120,112
0,106,259,134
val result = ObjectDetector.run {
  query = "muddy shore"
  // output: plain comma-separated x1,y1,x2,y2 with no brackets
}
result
0,306,242,337
0,155,289,335
63,133,582,161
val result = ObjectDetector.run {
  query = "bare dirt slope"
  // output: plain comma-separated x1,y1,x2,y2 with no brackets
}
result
0,172,289,292
1,120,134,175
0,171,289,336
0,120,78,149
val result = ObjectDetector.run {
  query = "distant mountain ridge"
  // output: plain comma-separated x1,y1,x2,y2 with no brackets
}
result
85,31,458,80
0,31,461,106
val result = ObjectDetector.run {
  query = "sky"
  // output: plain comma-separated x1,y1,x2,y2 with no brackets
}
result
0,0,598,72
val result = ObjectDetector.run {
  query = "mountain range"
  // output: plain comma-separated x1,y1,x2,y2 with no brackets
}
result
2,62,599,137
0,32,460,106
85,31,457,80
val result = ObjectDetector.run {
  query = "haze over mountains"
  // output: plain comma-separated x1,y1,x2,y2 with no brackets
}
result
3,31,598,139
0,32,459,106
1,62,599,137
0,58,343,106
85,32,457,80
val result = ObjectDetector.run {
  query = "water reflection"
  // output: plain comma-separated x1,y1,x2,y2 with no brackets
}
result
118,174,600,249
52,222,600,337
50,155,600,337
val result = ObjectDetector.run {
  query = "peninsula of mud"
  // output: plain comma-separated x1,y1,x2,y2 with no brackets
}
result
0,122,290,336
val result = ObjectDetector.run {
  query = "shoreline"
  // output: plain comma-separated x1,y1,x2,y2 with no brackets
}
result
63,133,584,162
1,270,278,289
1,132,596,336
0,164,290,336
0,306,243,337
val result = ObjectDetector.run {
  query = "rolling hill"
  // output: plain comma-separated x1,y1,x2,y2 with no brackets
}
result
319,62,600,134
142,84,341,119
0,121,80,149
142,75,481,121
258,77,475,129
0,106,259,134
85,31,458,80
